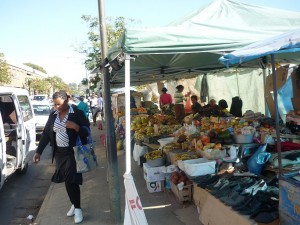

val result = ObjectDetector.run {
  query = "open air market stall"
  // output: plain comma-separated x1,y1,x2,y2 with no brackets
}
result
220,28,300,225
104,1,300,224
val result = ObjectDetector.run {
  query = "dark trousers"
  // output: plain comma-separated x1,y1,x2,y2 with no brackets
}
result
92,107,102,124
65,181,81,208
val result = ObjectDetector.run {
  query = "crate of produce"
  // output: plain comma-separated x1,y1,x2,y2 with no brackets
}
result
170,181,193,203
169,151,197,166
170,171,193,203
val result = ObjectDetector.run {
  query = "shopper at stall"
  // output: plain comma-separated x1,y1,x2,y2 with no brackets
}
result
174,85,190,123
159,87,173,112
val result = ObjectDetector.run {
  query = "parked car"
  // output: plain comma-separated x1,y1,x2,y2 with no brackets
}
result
0,87,36,190
32,101,52,135
33,94,49,102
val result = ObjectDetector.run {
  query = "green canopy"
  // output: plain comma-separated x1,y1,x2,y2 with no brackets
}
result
108,0,300,87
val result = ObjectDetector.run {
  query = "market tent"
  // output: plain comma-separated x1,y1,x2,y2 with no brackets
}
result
108,0,300,87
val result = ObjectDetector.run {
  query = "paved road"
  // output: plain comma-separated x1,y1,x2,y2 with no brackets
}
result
0,144,54,225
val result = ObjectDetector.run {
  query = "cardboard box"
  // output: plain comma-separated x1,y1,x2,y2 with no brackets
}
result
291,66,300,97
265,94,276,119
143,163,165,182
279,178,300,225
292,97,300,112
145,180,165,193
195,186,279,225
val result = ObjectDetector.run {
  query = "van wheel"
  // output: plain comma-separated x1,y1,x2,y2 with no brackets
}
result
17,163,28,175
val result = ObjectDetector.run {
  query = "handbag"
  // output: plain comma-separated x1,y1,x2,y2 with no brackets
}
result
73,126,98,173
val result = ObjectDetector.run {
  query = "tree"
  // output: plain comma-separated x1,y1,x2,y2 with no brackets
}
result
69,82,79,95
24,63,47,74
46,76,68,92
28,78,50,94
77,16,138,88
0,53,12,85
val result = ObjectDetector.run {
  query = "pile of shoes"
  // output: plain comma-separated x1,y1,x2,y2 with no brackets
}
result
192,174,279,223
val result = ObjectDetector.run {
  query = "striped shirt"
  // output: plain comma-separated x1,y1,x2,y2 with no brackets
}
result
53,107,75,147
174,92,185,104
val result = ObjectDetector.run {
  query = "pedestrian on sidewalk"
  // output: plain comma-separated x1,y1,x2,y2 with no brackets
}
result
77,95,89,118
33,90,90,224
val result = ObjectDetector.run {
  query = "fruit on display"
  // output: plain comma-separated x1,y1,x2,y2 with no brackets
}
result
131,107,148,114
201,135,210,145
117,140,123,151
144,150,163,160
170,171,192,186
175,153,191,161
159,124,182,135
131,115,149,131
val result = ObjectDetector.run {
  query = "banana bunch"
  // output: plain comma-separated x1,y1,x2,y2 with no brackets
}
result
175,153,190,161
144,150,163,160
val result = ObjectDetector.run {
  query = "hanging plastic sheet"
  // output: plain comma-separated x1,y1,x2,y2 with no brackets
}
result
277,75,294,124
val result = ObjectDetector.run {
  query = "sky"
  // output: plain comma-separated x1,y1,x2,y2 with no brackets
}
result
1,0,300,84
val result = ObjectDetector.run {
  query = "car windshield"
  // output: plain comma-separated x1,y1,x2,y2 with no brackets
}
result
33,105,51,115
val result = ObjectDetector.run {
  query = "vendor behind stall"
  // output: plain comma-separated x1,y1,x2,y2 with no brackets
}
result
218,99,230,116
191,95,202,115
202,97,219,116
159,87,173,112
174,85,190,123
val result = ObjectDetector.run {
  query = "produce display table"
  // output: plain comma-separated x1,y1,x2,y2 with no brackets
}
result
193,183,279,225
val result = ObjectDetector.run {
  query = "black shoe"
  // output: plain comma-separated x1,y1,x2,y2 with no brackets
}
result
254,211,279,223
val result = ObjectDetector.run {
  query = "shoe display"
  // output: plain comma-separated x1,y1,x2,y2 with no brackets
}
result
67,205,75,217
74,208,83,224
240,179,267,196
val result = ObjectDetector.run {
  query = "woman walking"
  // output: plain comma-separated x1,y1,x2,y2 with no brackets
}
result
33,91,90,224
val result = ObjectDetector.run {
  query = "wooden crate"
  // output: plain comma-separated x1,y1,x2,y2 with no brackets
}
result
170,181,193,203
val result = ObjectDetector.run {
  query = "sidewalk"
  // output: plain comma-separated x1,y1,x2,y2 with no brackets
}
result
35,121,202,225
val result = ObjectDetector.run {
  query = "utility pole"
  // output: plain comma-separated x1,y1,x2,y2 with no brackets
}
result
97,0,121,223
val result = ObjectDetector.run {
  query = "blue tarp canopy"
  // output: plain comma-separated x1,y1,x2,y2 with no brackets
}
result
219,29,300,67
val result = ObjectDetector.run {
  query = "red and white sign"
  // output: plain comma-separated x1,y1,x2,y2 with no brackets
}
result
124,173,148,225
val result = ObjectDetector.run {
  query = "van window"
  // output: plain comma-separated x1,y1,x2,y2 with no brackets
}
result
17,95,33,122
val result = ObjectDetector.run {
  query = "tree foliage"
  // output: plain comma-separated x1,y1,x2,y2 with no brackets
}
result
25,75,69,94
0,53,12,85
77,16,138,88
24,62,47,74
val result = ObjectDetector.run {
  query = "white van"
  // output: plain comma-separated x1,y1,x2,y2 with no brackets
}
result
0,87,36,190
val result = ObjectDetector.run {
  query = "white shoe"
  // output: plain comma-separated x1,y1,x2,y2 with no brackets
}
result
67,205,75,217
74,208,83,224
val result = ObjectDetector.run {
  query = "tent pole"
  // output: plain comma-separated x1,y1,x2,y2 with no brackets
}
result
125,54,131,174
271,54,282,179
235,68,240,96
262,67,268,116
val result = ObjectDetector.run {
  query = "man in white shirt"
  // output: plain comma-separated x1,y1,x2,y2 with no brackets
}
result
91,94,104,126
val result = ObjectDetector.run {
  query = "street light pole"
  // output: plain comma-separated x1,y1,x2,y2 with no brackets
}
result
97,0,121,223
